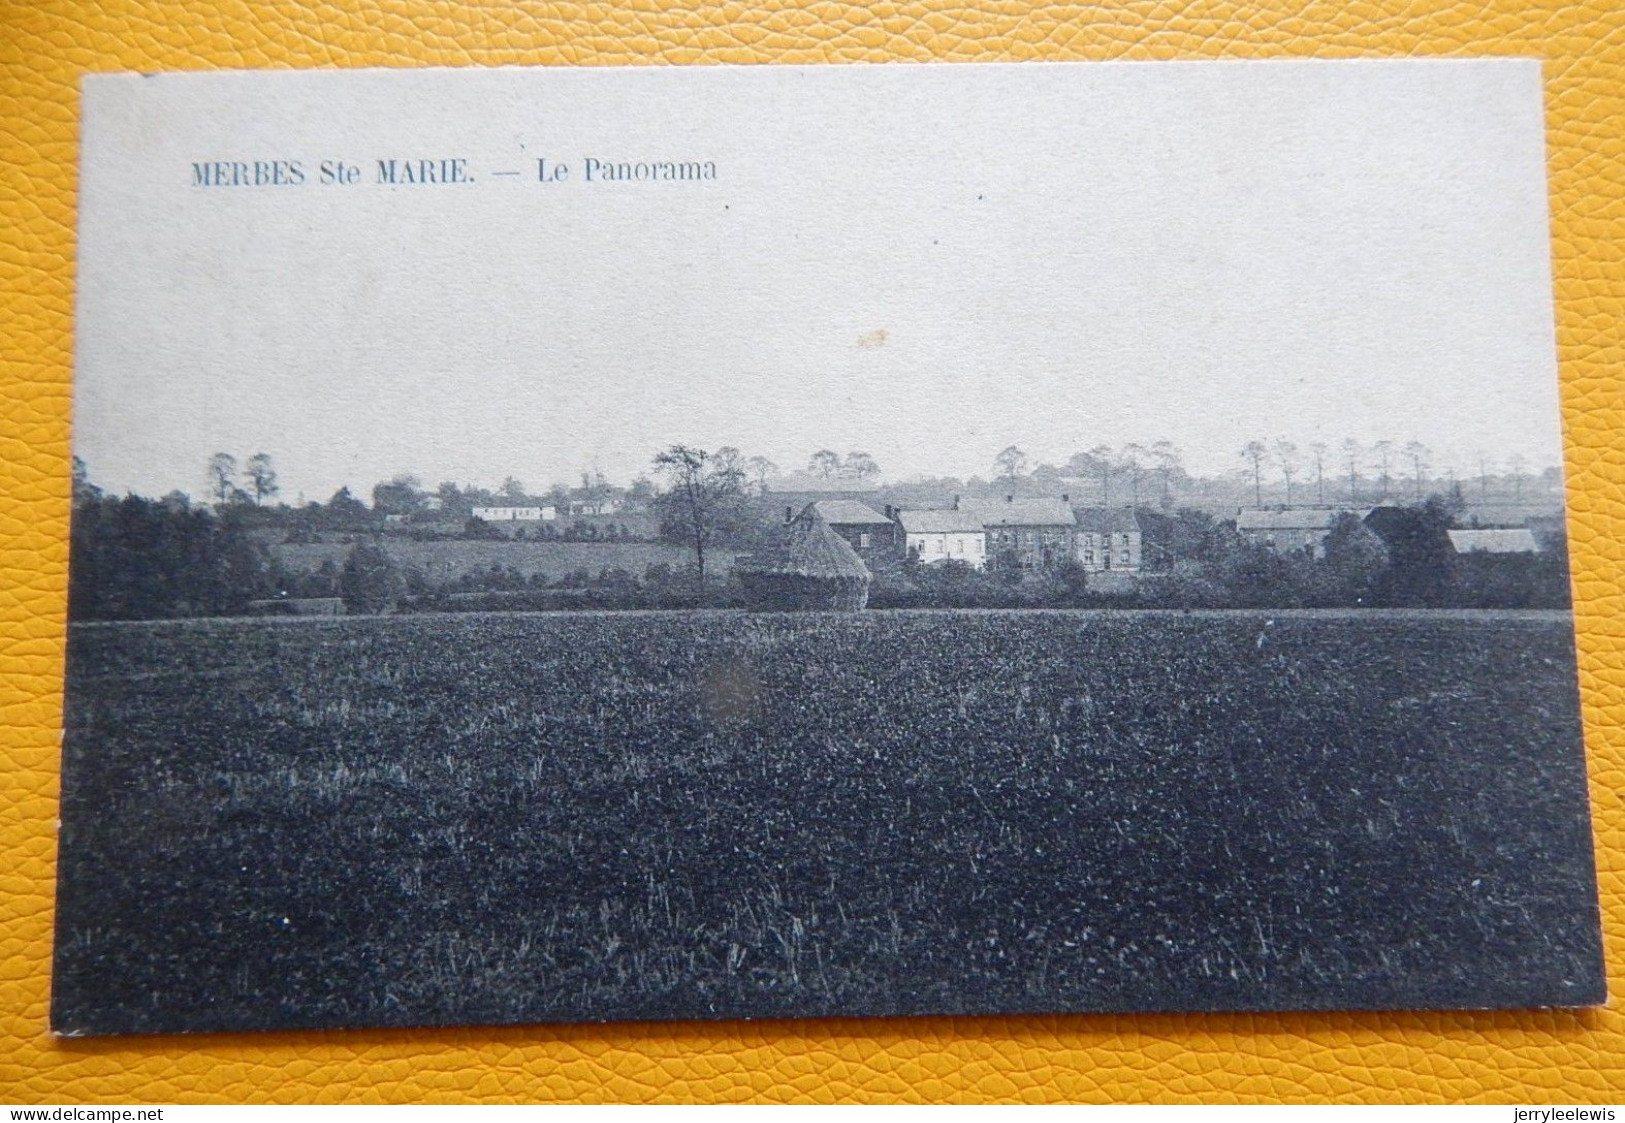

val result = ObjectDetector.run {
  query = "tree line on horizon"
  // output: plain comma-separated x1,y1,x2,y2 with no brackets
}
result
101,433,1557,524
66,448,1570,621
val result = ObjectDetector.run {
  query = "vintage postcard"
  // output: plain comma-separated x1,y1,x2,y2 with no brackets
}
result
56,60,1603,1035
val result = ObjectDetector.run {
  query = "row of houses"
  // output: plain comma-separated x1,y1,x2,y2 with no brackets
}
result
1234,506,1552,558
799,495,1556,576
470,497,627,522
799,495,1146,574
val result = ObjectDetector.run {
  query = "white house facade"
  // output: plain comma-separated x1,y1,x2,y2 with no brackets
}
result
472,505,556,522
898,508,988,569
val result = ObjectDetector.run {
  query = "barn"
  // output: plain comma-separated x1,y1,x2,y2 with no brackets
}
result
802,499,898,565
736,507,873,611
1235,508,1342,558
1447,528,1540,554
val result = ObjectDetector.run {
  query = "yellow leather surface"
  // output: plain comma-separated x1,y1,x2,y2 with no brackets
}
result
2,0,1622,1104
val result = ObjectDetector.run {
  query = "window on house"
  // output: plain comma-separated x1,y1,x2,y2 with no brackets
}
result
859,533,871,548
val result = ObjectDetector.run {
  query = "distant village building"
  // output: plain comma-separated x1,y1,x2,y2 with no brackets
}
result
1235,508,1343,559
1073,507,1142,572
569,497,623,516
962,496,1076,571
801,500,898,565
1448,528,1540,554
898,508,988,569
736,506,872,611
471,506,556,522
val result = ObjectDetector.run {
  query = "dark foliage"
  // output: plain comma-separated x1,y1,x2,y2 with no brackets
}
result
68,494,272,620
339,541,404,615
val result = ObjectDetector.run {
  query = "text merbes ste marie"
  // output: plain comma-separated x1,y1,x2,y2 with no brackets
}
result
189,157,719,188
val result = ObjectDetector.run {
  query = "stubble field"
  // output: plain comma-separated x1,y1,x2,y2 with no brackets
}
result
52,609,1603,1035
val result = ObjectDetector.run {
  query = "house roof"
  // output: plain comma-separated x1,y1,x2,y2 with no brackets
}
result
1448,528,1539,554
805,500,893,526
1073,506,1141,534
963,498,1076,528
737,508,872,579
898,508,987,534
1235,508,1344,531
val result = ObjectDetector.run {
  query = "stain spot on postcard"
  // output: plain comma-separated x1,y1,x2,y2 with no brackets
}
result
699,659,761,726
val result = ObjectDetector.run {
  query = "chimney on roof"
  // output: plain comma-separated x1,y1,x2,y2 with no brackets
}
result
1061,493,1069,504
1006,494,1014,504
884,504,894,520
952,494,960,510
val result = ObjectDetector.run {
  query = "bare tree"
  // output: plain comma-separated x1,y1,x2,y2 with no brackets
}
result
807,449,841,479
1402,441,1430,500
499,476,526,502
207,453,238,506
842,451,880,481
579,467,616,513
1506,452,1528,501
1309,442,1328,506
745,455,778,495
1372,440,1394,498
1120,443,1148,507
1087,444,1115,507
1150,440,1183,507
711,447,747,492
1477,451,1495,498
1240,441,1268,508
1440,454,1458,488
1342,438,1362,504
653,445,743,592
243,452,279,506
1274,440,1300,507
994,445,1028,481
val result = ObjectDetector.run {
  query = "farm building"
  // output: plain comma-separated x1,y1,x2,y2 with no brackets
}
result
1448,528,1540,554
736,507,873,611
1073,506,1142,572
898,507,988,569
800,500,898,565
962,496,1076,572
1235,508,1343,558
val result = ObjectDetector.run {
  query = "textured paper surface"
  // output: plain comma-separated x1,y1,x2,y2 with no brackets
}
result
4,0,1624,1104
